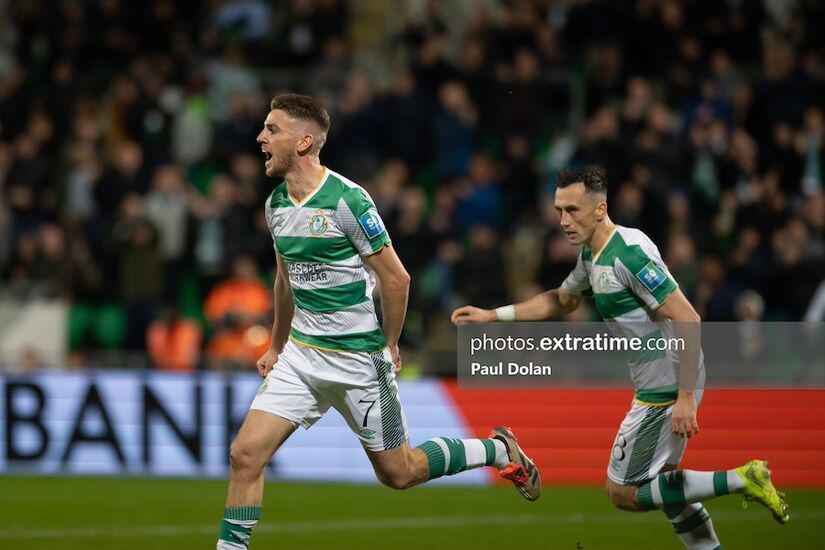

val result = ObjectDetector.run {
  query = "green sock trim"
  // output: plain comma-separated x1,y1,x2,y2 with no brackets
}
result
712,546,724,550
219,506,261,546
224,505,262,521
663,503,685,519
713,471,729,496
672,506,710,534
658,471,686,506
637,482,657,510
219,520,251,546
417,440,445,480
444,438,467,475
482,439,497,466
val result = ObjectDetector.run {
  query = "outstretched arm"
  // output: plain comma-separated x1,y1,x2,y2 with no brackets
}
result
451,287,583,325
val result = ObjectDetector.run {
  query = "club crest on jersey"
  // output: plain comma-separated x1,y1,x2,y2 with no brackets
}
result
308,210,328,236
597,271,610,292
635,261,666,291
358,209,385,239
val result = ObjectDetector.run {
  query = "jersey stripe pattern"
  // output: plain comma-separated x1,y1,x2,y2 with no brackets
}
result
562,226,702,403
265,168,391,353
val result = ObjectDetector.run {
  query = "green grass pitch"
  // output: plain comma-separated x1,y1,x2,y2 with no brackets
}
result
1,477,822,549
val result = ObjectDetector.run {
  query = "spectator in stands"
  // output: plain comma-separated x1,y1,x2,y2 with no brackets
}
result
204,255,270,370
145,164,190,302
111,194,164,349
433,80,478,181
191,174,249,291
147,305,202,372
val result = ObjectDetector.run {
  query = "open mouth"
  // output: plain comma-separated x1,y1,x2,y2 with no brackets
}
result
262,150,273,168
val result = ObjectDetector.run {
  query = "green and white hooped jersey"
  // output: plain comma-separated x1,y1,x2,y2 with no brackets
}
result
265,168,391,353
562,226,702,405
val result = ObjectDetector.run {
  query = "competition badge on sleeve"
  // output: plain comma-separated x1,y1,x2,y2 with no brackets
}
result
635,261,666,291
358,209,385,239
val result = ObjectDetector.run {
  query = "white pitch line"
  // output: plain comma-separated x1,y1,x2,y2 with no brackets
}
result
1,510,823,540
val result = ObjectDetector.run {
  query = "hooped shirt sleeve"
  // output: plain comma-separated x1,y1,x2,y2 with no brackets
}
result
613,236,678,309
338,186,392,256
561,248,592,296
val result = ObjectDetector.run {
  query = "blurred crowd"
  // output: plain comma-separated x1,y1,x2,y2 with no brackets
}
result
0,0,823,372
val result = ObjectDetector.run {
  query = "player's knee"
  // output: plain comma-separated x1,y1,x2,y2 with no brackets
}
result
229,439,266,475
382,476,411,490
605,480,639,511
375,469,416,490
378,473,414,490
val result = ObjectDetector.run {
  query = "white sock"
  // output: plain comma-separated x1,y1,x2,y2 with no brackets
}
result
461,438,488,469
727,469,745,492
491,438,509,468
666,503,721,550
640,469,743,510
417,437,509,479
454,438,509,468
217,541,248,550
681,471,717,502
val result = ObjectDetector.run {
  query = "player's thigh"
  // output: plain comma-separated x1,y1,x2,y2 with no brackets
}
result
321,347,409,452
249,341,330,431
231,409,297,466
607,401,683,486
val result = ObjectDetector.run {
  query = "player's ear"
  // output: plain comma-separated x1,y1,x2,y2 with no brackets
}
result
595,199,607,221
296,133,314,155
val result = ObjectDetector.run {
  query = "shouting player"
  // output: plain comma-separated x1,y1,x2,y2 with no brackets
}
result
216,94,540,549
452,167,789,549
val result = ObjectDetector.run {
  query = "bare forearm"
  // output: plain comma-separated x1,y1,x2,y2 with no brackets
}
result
673,320,700,394
379,278,409,345
659,290,702,394
453,287,582,325
269,277,294,352
513,289,579,321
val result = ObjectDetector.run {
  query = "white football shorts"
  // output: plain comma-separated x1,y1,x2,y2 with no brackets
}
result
607,391,704,485
249,339,409,452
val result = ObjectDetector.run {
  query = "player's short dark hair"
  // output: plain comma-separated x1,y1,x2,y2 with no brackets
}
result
557,167,607,195
270,93,330,133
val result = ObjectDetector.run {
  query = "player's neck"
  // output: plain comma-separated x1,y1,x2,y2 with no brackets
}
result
284,161,326,203
586,217,617,253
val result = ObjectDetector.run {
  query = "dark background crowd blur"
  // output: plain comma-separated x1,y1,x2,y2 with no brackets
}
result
0,0,823,373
